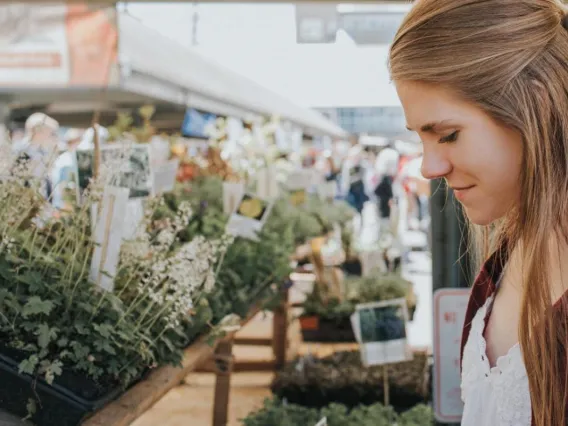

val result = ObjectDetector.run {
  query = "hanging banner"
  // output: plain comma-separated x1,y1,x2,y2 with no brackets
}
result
0,3,118,87
295,2,339,44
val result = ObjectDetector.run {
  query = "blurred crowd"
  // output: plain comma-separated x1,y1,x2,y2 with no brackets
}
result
307,133,430,257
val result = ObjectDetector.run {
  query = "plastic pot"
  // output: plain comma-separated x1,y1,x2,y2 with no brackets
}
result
300,316,356,343
0,354,121,426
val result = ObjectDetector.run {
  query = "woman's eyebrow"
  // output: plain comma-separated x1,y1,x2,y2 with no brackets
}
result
406,120,458,133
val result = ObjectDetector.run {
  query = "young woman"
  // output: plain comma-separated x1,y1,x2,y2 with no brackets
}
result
389,1,568,425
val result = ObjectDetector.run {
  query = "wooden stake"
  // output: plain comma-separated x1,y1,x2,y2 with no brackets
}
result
383,365,390,407
92,111,101,180
272,286,289,369
212,338,234,426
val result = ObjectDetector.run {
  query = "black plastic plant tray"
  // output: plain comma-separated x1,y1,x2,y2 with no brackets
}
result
0,354,121,426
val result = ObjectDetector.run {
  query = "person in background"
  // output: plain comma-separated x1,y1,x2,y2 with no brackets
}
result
51,128,84,211
374,143,400,235
12,112,60,202
341,134,369,231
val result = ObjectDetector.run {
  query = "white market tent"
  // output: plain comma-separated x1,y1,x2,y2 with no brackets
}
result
117,13,346,137
1,9,346,139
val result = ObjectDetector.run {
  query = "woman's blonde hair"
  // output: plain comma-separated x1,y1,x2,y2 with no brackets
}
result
389,0,568,424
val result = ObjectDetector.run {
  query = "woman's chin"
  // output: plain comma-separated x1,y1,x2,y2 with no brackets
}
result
462,206,498,226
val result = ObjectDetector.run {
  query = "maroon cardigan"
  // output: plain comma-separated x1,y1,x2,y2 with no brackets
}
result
459,246,568,425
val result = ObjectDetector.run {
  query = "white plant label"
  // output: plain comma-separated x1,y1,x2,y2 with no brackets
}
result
223,181,245,215
89,186,129,292
153,158,180,195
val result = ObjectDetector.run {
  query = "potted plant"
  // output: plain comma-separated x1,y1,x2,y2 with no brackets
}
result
241,397,434,426
270,351,430,413
0,153,230,425
299,272,416,343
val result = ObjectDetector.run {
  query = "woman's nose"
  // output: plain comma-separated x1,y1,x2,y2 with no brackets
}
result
421,148,452,180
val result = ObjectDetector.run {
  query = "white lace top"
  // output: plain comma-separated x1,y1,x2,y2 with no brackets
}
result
461,295,532,426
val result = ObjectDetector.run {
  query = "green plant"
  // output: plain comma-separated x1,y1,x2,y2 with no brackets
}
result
302,272,415,323
271,351,430,412
398,404,435,426
0,153,226,397
241,397,434,426
155,177,295,322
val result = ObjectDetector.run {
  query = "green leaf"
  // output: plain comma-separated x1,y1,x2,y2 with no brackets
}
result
36,324,58,349
57,337,69,347
15,271,42,287
41,360,63,385
18,355,39,375
59,350,72,360
93,323,113,338
74,323,89,335
94,340,116,355
22,297,55,318
23,398,36,422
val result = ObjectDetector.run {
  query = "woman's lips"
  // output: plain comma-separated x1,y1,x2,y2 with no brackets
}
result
452,185,475,201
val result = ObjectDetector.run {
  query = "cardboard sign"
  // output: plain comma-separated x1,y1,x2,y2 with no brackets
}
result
433,288,470,423
223,181,245,215
256,166,279,199
89,186,129,292
149,136,172,167
153,158,180,195
226,192,273,241
352,298,413,367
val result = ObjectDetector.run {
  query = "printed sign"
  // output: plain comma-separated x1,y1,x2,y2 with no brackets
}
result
153,158,179,195
0,4,118,87
89,186,129,292
352,298,413,367
76,143,153,200
226,193,273,241
433,288,470,423
223,181,245,215
101,144,152,198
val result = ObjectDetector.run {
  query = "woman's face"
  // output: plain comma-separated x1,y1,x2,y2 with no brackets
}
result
395,81,523,225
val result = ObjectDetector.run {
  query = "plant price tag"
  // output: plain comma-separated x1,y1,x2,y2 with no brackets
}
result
152,158,180,195
256,166,279,200
223,181,245,215
354,299,413,367
226,192,273,241
89,186,129,292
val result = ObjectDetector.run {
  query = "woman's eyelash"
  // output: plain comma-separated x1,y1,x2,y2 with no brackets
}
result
439,131,459,143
